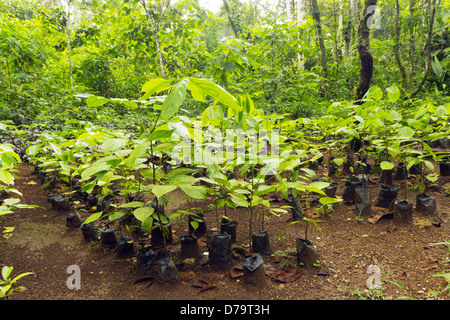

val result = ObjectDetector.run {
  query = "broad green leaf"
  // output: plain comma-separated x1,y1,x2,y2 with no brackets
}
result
319,197,341,205
0,170,14,185
386,85,400,103
80,164,111,181
398,126,416,138
180,185,208,199
140,78,172,100
119,201,144,208
86,96,109,107
161,78,189,120
308,181,330,190
128,141,150,165
380,161,395,170
102,139,127,153
365,85,383,100
148,129,173,141
431,55,443,77
187,77,239,109
2,266,13,281
133,206,155,222
82,212,102,225
170,174,198,185
151,185,178,198
3,198,20,206
390,110,402,121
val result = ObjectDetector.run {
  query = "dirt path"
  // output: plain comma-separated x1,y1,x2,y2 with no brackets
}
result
1,163,449,301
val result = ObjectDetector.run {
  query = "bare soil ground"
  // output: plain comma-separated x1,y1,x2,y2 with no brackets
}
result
1,162,449,301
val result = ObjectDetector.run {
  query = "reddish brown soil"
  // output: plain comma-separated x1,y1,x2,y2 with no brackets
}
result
1,163,449,301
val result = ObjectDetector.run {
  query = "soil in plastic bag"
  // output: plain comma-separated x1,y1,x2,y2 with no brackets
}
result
80,221,100,241
206,230,231,270
252,230,271,255
180,234,199,259
66,212,82,228
116,236,134,258
287,188,305,221
47,193,71,212
440,161,450,176
393,200,413,225
342,176,363,203
394,163,408,181
188,212,207,236
220,218,238,243
100,227,117,251
376,184,398,209
296,238,319,269
355,186,371,217
416,193,437,216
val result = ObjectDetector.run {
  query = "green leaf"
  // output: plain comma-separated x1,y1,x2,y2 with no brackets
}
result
102,139,127,153
386,85,400,103
140,78,172,100
431,56,443,77
80,164,111,181
187,77,239,109
133,206,155,222
148,129,173,141
9,272,34,285
180,185,208,199
86,96,109,107
398,126,416,138
2,266,13,281
161,78,189,120
151,185,178,198
170,174,198,186
82,212,102,225
128,141,150,166
380,161,395,170
319,197,341,205
3,198,20,206
119,201,144,208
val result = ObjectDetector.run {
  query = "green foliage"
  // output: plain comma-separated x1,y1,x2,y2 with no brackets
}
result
0,266,34,299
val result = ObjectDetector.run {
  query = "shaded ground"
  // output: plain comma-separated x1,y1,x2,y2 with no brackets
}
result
1,162,449,301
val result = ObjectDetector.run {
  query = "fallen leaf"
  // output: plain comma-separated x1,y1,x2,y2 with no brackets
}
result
230,267,244,279
3,226,15,233
413,217,432,229
3,233,13,240
27,181,37,185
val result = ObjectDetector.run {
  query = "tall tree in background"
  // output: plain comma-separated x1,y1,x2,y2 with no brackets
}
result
394,0,408,90
64,0,73,91
223,0,240,38
140,0,171,79
309,0,328,79
355,0,377,102
410,0,437,98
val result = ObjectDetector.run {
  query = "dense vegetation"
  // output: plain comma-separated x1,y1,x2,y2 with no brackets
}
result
0,0,449,299
0,0,448,126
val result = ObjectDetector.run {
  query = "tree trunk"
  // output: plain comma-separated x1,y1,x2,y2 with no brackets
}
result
408,0,416,82
154,30,167,79
286,0,294,22
66,0,73,91
223,0,240,38
140,0,170,79
394,0,408,90
409,0,436,99
354,0,377,103
297,0,306,22
309,0,328,79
